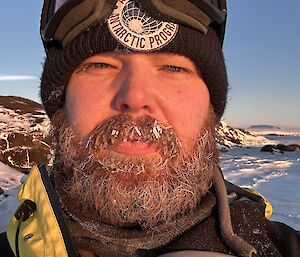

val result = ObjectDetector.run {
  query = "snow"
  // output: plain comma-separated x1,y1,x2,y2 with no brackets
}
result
216,120,276,147
218,124,300,231
0,97,53,171
0,162,26,232
0,105,50,137
221,140,300,230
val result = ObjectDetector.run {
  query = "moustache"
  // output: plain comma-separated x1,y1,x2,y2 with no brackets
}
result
82,114,181,158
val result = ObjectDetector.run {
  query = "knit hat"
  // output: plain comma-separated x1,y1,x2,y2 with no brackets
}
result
40,0,228,119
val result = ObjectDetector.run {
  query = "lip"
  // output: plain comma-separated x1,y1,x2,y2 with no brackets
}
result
111,141,159,155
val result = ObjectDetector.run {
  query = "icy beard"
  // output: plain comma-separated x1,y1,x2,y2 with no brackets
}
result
51,109,219,229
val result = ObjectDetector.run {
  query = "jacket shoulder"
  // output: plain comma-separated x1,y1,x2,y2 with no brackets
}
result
226,181,300,257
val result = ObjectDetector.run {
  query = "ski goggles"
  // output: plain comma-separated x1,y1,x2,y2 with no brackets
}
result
41,0,227,49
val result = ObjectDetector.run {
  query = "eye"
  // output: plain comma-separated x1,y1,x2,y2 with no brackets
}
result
92,63,110,69
76,62,114,74
162,65,191,73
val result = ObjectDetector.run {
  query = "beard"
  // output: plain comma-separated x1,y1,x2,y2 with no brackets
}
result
50,109,219,229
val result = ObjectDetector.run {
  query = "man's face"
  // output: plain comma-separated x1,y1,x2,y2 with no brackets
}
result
65,53,210,153
52,52,218,229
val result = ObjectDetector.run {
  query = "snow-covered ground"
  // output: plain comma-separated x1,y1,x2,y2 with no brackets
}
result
0,96,52,171
0,162,26,232
216,120,276,147
220,128,300,230
221,146,300,230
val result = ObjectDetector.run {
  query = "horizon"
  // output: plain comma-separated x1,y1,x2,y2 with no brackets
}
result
0,1,299,129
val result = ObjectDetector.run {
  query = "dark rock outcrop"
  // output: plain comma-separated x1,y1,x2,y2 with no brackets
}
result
261,145,277,153
261,143,300,153
0,96,53,173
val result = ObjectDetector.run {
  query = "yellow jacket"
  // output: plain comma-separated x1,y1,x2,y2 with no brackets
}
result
6,165,77,257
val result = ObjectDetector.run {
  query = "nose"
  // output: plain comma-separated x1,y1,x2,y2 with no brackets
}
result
112,69,156,114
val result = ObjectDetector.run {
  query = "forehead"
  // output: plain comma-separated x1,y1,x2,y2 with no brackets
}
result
82,52,198,66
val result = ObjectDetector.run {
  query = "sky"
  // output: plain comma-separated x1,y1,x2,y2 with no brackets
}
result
0,1,299,129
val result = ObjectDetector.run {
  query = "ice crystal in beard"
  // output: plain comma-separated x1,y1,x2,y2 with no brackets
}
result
51,110,218,229
82,114,181,175
51,112,182,180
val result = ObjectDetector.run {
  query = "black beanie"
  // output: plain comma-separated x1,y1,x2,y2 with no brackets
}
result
41,9,228,120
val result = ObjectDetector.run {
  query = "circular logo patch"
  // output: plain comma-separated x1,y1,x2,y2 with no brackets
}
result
108,0,178,51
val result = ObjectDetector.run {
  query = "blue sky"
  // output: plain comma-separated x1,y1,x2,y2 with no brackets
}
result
0,1,299,129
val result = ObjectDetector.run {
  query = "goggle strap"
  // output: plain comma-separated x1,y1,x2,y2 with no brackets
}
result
54,1,98,45
189,0,226,24
140,0,212,34
41,0,52,32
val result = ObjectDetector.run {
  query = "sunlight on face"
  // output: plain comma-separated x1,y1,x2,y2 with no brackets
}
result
65,52,210,153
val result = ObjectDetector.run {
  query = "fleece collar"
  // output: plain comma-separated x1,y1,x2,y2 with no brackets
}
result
62,193,216,256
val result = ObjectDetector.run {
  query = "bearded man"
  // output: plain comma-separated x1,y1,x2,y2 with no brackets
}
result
1,0,299,257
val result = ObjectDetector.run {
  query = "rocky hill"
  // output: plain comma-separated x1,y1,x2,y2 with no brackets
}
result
0,96,52,172
216,120,273,148
0,96,272,173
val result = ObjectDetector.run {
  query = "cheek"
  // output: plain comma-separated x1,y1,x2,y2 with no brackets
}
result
65,77,110,137
165,84,210,147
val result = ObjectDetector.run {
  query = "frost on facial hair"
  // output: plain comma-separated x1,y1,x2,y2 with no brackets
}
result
84,114,181,159
43,89,63,104
75,114,182,175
